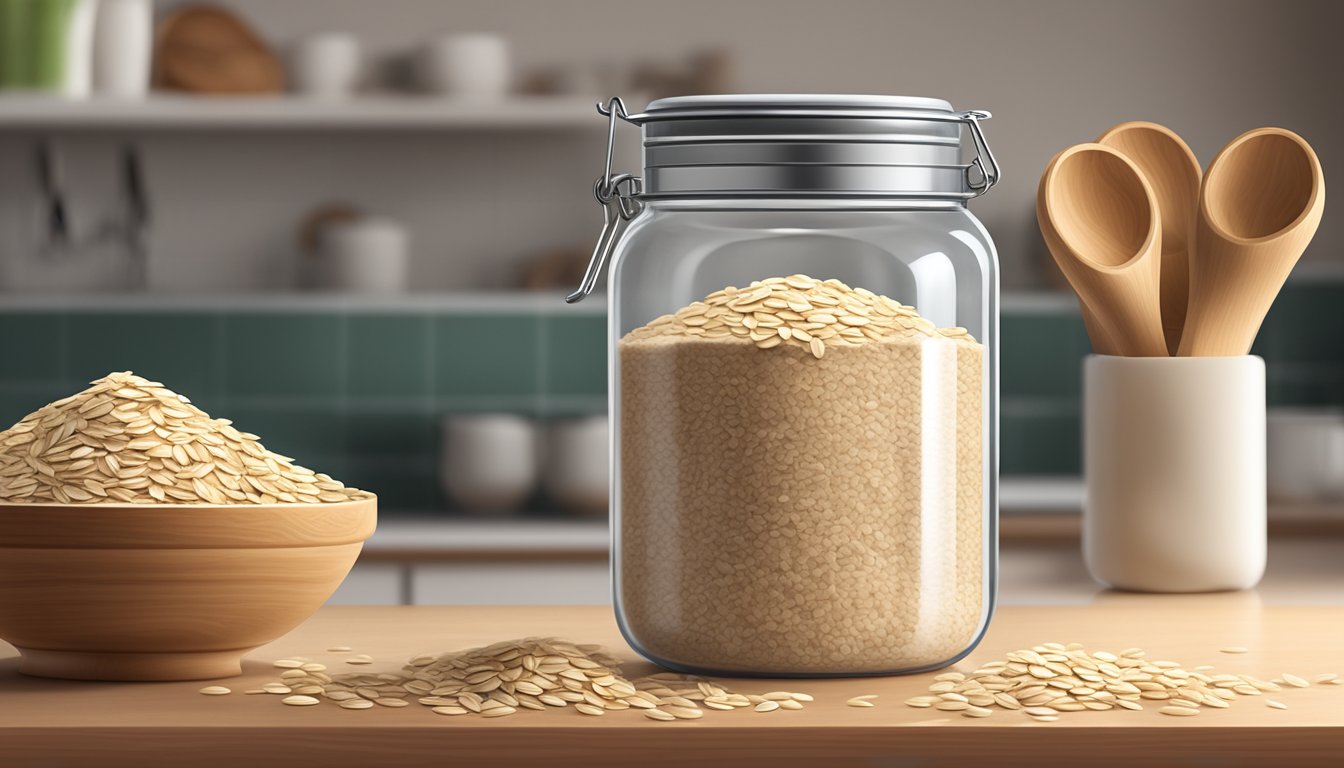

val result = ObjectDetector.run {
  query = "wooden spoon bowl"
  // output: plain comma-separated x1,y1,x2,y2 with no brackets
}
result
1037,143,1168,357
1179,128,1325,356
1098,122,1201,355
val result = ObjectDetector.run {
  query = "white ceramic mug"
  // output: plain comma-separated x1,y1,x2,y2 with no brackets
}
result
441,414,540,513
290,33,361,98
1267,408,1344,501
543,416,609,517
418,33,510,99
311,216,408,294
1084,355,1266,592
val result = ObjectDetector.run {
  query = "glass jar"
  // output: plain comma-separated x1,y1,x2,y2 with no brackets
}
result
569,95,1000,677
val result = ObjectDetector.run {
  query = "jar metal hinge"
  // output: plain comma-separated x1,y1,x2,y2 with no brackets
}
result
566,98,644,304
959,110,1000,196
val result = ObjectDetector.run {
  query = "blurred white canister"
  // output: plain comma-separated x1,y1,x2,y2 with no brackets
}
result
441,414,540,513
1267,408,1344,501
418,33,510,98
1084,355,1266,593
92,0,151,98
290,32,362,98
311,216,408,294
543,416,609,517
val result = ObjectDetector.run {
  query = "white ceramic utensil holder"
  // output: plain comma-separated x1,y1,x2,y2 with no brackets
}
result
1083,355,1266,592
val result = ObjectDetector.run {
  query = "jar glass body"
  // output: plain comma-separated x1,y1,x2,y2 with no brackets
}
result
609,198,998,677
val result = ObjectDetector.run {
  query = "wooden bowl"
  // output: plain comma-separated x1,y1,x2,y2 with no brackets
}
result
0,497,375,681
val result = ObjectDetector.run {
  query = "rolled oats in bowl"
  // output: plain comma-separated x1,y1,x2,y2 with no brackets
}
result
0,371,368,505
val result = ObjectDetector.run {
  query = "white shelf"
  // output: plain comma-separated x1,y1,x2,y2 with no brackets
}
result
364,478,1087,556
1000,292,1080,314
999,476,1084,513
0,94,605,130
366,518,608,554
0,290,605,313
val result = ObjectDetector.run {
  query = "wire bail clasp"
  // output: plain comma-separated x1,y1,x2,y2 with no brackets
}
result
958,110,1000,197
567,98,644,304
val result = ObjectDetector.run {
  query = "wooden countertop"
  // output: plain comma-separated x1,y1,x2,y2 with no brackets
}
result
3,602,1342,766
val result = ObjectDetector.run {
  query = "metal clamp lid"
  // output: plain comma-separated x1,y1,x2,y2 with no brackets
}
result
566,96,999,303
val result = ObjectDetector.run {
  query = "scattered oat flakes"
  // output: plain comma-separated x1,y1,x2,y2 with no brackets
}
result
1281,674,1309,689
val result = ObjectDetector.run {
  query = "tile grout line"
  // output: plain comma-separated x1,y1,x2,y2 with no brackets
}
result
422,313,437,416
534,309,549,418
54,312,71,390
336,311,351,427
212,312,228,413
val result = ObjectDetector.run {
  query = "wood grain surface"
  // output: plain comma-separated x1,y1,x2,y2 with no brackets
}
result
0,499,374,680
2,602,1341,767
0,498,376,548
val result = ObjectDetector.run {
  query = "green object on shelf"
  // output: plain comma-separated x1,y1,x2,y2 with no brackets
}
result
0,0,33,87
27,0,74,91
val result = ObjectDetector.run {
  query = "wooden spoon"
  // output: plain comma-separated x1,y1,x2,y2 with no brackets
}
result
1098,122,1201,355
1178,128,1325,356
1037,143,1168,357
1037,148,1120,354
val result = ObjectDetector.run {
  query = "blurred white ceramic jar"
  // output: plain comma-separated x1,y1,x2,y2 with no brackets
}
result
290,33,361,98
543,416,609,517
418,34,510,99
309,216,408,294
1267,408,1344,501
92,0,151,98
441,414,540,513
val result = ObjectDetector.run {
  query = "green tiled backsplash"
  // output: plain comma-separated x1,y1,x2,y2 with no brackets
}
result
0,283,1340,509
1001,282,1344,474
0,308,605,512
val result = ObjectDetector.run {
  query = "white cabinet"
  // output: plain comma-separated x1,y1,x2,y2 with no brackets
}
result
411,561,609,605
326,562,405,605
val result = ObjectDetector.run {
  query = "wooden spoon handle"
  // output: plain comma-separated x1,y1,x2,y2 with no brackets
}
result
1080,302,1121,355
